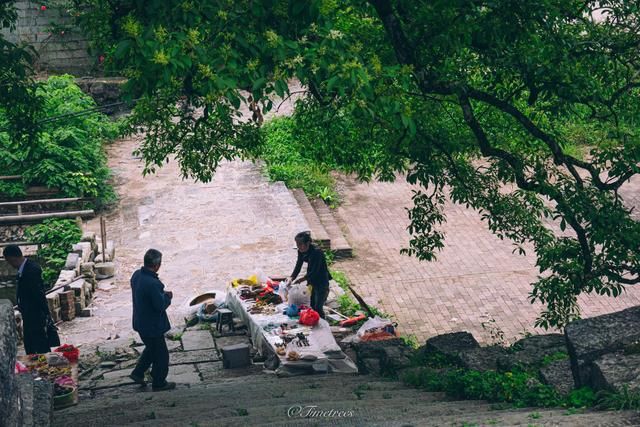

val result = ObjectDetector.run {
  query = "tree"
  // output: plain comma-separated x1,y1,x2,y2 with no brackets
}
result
79,0,640,328
0,2,40,142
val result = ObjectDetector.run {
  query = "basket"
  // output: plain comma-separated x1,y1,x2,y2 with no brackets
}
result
53,387,77,410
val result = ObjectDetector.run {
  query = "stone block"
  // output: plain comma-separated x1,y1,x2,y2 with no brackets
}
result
64,253,80,271
61,305,75,321
95,262,115,279
565,306,640,387
46,293,59,312
50,308,60,323
353,338,414,375
591,352,640,392
79,308,93,317
74,301,85,313
58,290,75,307
417,331,479,365
459,346,508,372
96,240,115,263
56,269,76,285
539,359,575,396
80,262,95,275
0,300,20,425
76,242,92,262
498,334,567,371
69,278,85,293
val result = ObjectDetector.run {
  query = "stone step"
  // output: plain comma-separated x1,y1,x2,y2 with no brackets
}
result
310,199,352,258
291,189,331,250
63,395,492,427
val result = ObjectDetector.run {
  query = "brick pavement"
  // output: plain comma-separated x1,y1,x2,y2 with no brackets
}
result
334,175,640,345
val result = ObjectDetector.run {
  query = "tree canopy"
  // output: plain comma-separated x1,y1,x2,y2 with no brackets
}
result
74,0,640,328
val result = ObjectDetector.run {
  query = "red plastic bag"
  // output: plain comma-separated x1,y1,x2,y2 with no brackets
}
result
55,344,80,363
299,308,320,327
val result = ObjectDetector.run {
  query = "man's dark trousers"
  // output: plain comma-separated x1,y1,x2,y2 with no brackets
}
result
131,336,169,387
310,284,329,319
22,316,49,355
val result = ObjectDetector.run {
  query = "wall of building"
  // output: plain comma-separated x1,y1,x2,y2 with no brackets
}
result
1,1,94,75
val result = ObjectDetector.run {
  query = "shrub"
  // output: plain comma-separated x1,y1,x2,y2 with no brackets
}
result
24,219,82,286
0,75,120,206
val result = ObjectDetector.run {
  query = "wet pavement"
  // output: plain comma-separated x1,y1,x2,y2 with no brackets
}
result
58,137,308,347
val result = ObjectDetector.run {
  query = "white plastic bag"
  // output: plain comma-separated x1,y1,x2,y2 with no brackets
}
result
355,316,395,342
287,283,311,307
277,279,290,303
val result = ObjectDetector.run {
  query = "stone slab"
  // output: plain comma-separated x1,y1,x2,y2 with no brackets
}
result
169,349,220,366
215,334,251,350
102,369,131,380
181,330,215,351
167,364,201,385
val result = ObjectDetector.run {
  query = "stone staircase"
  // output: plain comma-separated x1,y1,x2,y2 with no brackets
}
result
292,189,352,258
53,372,640,426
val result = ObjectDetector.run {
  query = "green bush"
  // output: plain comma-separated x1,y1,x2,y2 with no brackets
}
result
0,75,120,206
402,367,560,408
24,219,83,286
258,117,338,205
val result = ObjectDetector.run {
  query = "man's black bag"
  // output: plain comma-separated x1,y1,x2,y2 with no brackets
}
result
46,316,61,347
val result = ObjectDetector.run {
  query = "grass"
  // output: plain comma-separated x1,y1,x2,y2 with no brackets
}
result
260,117,338,205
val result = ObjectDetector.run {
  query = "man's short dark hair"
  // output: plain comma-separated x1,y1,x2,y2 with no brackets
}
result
144,249,162,267
295,231,312,244
3,245,22,258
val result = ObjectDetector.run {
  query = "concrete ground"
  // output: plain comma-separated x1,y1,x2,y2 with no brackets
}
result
58,136,308,346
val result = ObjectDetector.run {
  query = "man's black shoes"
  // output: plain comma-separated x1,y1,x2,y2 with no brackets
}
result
152,381,176,392
128,373,147,385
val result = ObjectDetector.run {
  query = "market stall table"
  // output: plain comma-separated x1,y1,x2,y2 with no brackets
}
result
17,352,79,409
225,287,357,376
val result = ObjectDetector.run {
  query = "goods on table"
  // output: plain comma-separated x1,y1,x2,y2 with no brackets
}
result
20,352,79,410
226,274,359,375
299,308,320,327
55,344,80,363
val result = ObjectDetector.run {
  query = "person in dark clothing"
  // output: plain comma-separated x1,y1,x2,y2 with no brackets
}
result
129,249,175,391
3,245,51,355
289,231,332,319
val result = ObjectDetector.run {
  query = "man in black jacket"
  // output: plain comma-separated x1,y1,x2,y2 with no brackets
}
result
289,231,332,319
3,245,51,354
129,249,175,391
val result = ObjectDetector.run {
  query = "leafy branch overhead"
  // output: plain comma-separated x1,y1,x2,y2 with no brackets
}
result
74,0,640,328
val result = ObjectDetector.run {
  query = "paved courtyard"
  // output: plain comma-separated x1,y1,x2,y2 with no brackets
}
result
59,137,308,346
334,174,640,344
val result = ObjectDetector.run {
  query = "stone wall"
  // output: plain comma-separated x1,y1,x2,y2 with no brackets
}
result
1,1,93,74
0,299,22,425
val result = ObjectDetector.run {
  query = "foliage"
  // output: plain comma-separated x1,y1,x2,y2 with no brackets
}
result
0,75,120,206
260,117,338,204
24,219,83,286
565,387,597,408
402,367,561,408
76,0,640,328
540,351,569,367
597,386,640,410
404,349,602,410
400,334,419,349
0,2,41,146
